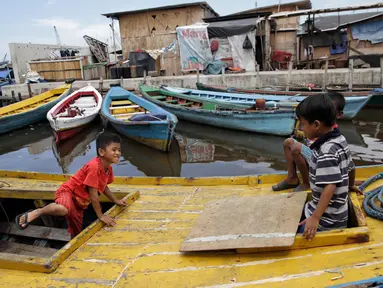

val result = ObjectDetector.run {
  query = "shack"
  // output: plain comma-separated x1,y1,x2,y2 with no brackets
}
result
298,12,383,68
227,0,312,68
102,2,219,76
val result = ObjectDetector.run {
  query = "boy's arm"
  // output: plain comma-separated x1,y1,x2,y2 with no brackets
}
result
348,167,363,195
89,187,116,227
103,186,127,206
300,183,336,240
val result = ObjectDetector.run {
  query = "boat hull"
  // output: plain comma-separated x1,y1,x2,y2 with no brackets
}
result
101,87,178,152
0,86,71,134
54,124,89,144
169,83,380,120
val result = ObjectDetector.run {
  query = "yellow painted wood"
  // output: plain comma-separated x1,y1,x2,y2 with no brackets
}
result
0,85,70,117
111,100,132,106
0,166,382,287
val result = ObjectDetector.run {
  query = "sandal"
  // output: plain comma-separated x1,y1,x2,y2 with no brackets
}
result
15,210,33,230
272,180,300,191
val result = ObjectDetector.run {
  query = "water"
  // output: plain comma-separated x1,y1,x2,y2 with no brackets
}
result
0,110,382,177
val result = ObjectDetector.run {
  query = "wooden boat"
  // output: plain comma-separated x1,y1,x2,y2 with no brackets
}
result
165,82,381,120
47,85,102,144
0,164,383,288
0,84,71,134
101,86,178,152
141,84,297,137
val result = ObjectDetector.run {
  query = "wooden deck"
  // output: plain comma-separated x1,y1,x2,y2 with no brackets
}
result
0,167,383,287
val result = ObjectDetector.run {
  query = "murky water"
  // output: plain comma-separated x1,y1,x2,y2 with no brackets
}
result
0,109,382,177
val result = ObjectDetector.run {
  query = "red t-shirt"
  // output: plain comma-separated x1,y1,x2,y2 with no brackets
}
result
60,157,114,208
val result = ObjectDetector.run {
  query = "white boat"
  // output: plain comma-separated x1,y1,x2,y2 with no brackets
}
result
47,85,102,144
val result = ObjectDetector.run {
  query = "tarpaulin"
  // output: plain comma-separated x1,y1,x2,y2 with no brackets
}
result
351,20,383,44
228,32,256,72
207,18,259,38
177,24,213,71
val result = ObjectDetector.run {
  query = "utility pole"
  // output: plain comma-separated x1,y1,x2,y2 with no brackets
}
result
111,19,117,61
54,26,62,47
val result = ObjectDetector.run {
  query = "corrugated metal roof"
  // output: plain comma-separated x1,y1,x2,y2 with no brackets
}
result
102,1,219,18
227,0,312,16
308,12,383,31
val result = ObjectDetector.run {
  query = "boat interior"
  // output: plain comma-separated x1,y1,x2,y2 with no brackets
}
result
109,98,148,121
51,91,98,118
0,198,114,258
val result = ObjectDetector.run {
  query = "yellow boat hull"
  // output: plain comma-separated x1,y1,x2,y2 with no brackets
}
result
0,85,71,134
0,165,382,287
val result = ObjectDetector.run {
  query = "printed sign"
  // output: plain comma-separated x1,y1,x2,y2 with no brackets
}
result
176,25,213,71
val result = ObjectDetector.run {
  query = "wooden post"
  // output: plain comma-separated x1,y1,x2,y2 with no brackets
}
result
264,19,271,71
348,59,354,91
286,61,293,91
18,92,22,102
256,64,260,88
120,76,123,87
322,59,329,91
196,68,200,84
99,76,104,97
11,90,15,102
380,57,383,88
27,83,32,98
144,70,147,84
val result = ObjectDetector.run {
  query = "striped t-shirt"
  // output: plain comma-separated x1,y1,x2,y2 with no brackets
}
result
305,133,354,230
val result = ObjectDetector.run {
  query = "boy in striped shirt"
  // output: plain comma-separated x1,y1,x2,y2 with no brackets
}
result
295,94,354,240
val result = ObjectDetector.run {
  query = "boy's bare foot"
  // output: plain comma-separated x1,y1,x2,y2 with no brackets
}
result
17,209,40,229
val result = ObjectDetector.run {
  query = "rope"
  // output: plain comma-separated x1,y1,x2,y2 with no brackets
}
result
359,172,383,220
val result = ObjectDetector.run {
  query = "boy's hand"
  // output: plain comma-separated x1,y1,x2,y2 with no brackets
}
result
100,215,116,227
299,216,319,241
350,185,363,196
114,199,127,207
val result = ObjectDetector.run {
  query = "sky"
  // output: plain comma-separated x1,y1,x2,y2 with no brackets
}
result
0,0,375,61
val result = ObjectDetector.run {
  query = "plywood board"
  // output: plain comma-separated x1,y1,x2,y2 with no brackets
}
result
180,192,307,252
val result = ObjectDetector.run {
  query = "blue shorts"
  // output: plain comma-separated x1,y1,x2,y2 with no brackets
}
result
293,139,312,163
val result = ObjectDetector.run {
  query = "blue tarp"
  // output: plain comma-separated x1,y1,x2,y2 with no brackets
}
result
351,20,383,44
0,70,11,79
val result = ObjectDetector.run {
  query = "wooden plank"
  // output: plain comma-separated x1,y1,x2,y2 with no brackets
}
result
111,100,132,106
110,105,139,110
0,223,71,242
0,241,58,257
180,193,307,252
114,111,146,117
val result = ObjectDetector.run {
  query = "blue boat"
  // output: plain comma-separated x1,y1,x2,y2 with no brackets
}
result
163,86,379,120
140,85,297,137
101,87,178,152
0,84,72,134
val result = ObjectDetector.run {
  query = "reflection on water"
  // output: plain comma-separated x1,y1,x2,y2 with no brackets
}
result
0,111,382,177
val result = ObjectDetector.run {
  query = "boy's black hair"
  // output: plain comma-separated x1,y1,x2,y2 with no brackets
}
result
96,132,121,156
328,91,345,114
295,94,336,127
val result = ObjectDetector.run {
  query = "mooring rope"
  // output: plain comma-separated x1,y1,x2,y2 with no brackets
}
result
359,172,383,220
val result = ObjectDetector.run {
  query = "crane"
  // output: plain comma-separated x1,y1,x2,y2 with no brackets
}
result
54,26,62,47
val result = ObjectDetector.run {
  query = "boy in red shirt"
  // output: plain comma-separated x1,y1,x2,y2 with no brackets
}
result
16,132,126,238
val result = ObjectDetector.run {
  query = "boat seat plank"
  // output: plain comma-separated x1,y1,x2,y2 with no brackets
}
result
111,100,132,106
114,112,146,118
0,222,71,242
165,100,179,103
152,96,166,100
180,193,307,252
177,102,193,106
0,241,58,257
110,105,139,110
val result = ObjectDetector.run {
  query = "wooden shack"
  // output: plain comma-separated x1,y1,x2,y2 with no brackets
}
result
228,0,312,62
102,2,219,76
28,57,88,82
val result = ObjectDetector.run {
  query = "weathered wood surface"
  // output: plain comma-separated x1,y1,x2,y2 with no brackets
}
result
0,223,70,242
181,192,307,252
0,241,57,257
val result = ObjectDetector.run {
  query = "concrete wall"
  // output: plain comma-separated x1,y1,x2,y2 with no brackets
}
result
9,43,92,84
1,68,381,101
